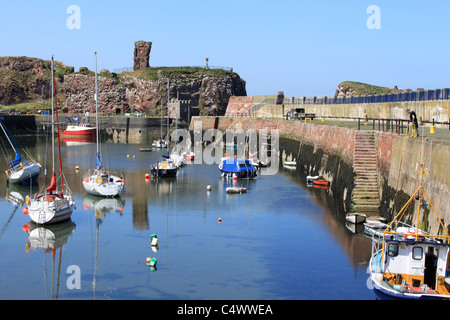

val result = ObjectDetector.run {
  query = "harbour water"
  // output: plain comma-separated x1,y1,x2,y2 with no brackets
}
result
0,136,375,300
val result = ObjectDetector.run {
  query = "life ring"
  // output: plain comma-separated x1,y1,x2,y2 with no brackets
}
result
95,176,103,184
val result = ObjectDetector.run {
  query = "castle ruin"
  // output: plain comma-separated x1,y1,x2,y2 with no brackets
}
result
133,41,152,71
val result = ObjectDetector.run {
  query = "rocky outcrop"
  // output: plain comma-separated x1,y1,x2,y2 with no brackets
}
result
1,55,247,116
63,74,128,114
335,81,410,97
0,56,73,105
64,68,247,116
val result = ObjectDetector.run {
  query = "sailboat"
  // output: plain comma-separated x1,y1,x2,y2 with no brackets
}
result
26,57,76,225
0,119,41,185
82,52,124,197
152,80,169,148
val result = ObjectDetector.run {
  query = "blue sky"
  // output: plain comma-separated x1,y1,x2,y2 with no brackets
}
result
1,0,449,96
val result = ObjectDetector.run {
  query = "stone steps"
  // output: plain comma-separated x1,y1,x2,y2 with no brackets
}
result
351,131,380,213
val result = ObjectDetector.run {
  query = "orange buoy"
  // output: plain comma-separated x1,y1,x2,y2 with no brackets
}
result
218,217,222,223
83,204,89,210
22,208,29,215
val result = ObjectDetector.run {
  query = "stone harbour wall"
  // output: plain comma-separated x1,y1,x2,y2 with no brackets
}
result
191,116,450,234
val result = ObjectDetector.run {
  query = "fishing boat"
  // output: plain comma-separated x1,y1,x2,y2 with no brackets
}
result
345,212,367,224
150,158,178,178
26,57,76,225
219,158,257,179
369,163,450,300
60,114,96,138
82,52,124,198
0,119,41,185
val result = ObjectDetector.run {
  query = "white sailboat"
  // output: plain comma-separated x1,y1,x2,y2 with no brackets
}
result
26,57,76,225
152,80,170,148
82,52,124,197
0,119,41,185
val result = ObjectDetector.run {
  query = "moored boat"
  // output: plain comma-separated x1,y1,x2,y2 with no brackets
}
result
26,57,75,225
219,158,257,179
151,159,178,178
60,116,96,138
152,138,168,148
368,163,450,300
312,178,329,187
346,212,367,224
226,186,247,194
0,120,41,185
82,53,124,198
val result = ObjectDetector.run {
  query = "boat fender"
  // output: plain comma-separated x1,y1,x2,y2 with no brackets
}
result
26,195,31,205
95,176,102,184
84,177,89,183
4,170,8,177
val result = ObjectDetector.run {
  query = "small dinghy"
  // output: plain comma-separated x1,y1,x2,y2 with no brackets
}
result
226,186,247,194
312,179,329,187
346,212,367,224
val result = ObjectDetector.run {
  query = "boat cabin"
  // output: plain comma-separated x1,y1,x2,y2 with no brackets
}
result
382,233,450,294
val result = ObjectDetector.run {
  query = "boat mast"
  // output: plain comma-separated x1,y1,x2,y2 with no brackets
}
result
167,79,170,141
51,57,55,175
0,122,17,154
52,57,64,191
95,52,99,157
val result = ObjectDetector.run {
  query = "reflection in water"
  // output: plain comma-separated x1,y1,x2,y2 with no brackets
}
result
24,219,76,300
82,194,125,300
0,137,376,299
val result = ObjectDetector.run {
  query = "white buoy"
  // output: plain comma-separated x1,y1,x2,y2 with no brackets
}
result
207,185,212,191
150,234,159,246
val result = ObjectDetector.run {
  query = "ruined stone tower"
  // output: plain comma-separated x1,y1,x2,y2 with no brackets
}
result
133,41,152,71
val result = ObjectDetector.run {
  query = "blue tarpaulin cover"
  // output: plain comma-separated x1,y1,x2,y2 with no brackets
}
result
8,152,21,167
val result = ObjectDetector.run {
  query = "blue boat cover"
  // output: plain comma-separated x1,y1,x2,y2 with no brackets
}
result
8,152,22,167
221,158,255,173
96,152,103,170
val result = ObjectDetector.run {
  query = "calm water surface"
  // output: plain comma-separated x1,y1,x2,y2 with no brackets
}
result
0,137,375,300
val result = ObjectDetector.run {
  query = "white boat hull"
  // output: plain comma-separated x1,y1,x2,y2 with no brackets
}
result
8,163,40,185
83,173,124,197
28,196,75,225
